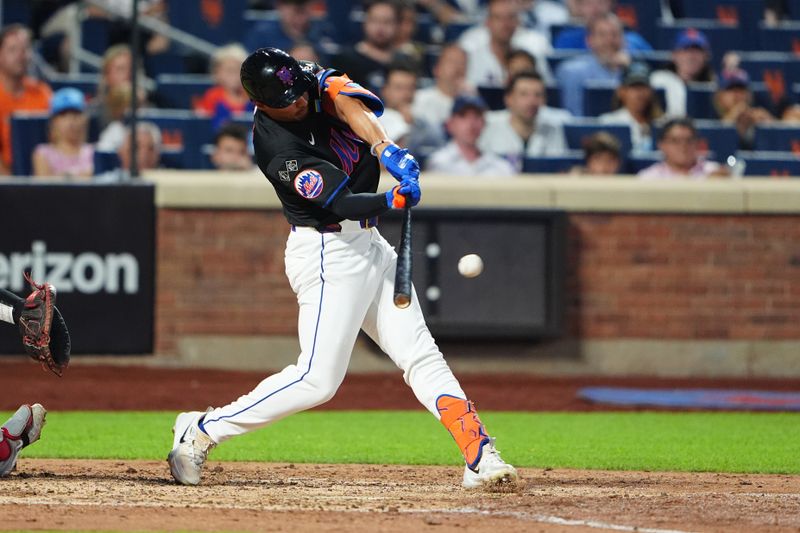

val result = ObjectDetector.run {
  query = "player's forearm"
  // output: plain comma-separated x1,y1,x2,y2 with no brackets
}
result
328,189,390,220
335,97,393,158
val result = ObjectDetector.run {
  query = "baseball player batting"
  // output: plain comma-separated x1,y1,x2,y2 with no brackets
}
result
0,274,71,476
167,48,517,489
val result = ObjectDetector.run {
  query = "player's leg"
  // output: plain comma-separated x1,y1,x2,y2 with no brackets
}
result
360,232,518,488
168,231,381,484
0,404,47,477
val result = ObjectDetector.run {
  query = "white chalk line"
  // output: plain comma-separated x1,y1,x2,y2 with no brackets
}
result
0,498,694,533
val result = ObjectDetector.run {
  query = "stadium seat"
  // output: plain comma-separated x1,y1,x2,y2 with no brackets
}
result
615,0,662,43
522,152,584,174
10,113,48,176
758,21,800,54
564,120,633,156
686,82,775,120
739,151,800,176
137,110,214,169
81,18,110,57
653,120,739,161
155,74,214,109
788,0,800,19
477,87,504,111
737,52,800,105
48,75,99,98
625,152,661,174
675,0,764,34
167,0,248,46
753,124,800,151
444,21,473,43
549,23,583,48
93,150,120,174
144,51,186,78
656,20,745,66
582,82,667,118
1,0,31,26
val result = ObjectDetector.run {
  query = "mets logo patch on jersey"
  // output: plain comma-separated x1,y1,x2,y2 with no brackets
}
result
294,169,324,199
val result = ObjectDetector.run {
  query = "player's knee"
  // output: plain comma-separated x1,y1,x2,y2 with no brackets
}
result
304,376,342,406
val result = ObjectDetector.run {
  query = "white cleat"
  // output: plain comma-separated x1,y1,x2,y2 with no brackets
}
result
0,403,47,477
462,438,518,489
167,408,215,486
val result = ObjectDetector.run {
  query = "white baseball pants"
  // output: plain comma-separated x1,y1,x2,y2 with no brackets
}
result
201,220,466,443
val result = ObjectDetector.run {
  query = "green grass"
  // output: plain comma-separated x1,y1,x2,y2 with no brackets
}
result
6,410,799,474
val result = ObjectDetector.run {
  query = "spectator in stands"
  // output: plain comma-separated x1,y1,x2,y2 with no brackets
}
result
555,13,628,116
210,124,252,171
288,42,320,63
379,63,445,155
105,122,162,180
650,29,714,117
599,62,663,153
506,49,572,122
416,0,469,26
480,71,568,169
458,0,553,88
764,0,791,26
335,0,412,93
714,68,775,150
427,94,515,176
32,88,94,179
571,131,622,175
195,44,254,131
92,44,149,131
411,44,470,135
780,103,800,123
556,0,652,51
244,0,334,58
394,1,426,73
519,0,570,38
0,24,52,176
96,86,143,152
638,118,728,179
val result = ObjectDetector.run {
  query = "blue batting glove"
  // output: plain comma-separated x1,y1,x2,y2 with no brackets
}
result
379,143,420,182
385,179,421,209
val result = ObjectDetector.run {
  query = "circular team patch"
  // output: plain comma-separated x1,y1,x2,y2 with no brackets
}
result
293,169,324,199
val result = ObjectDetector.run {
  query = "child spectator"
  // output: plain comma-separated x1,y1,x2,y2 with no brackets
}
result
210,124,253,171
195,44,254,131
32,88,94,179
0,24,52,175
599,62,663,153
571,131,622,175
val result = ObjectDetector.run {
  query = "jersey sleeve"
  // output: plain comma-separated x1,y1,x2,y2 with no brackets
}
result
263,150,352,209
316,68,384,118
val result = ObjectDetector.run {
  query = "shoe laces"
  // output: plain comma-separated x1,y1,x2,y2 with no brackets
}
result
478,437,508,470
184,426,215,466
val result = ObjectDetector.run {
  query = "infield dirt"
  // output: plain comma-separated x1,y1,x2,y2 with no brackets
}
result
1,361,799,532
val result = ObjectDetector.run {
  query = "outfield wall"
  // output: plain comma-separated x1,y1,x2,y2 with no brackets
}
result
148,171,800,377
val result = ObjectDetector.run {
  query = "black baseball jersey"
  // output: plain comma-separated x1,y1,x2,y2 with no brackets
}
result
252,62,386,228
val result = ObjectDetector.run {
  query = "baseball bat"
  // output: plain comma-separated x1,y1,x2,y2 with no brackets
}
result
393,205,412,308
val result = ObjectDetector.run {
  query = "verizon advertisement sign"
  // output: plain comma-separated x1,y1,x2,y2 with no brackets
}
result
0,183,155,354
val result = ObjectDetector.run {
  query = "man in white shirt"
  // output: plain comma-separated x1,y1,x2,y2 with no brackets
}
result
426,94,516,177
458,0,552,88
411,44,470,134
638,118,727,179
479,71,568,170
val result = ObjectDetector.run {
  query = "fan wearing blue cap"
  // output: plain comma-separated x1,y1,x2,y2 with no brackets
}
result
426,93,515,176
650,28,715,116
714,68,775,149
31,87,94,179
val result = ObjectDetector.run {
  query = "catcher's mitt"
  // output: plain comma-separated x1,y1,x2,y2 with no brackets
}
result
18,272,70,377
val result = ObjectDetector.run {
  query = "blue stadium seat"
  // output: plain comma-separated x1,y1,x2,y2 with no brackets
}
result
444,22,473,43
686,82,775,120
653,120,739,161
675,0,764,34
754,124,800,151
477,87,504,111
582,82,667,118
144,51,186,77
93,151,120,175
656,20,745,66
167,0,248,45
81,18,110,57
10,113,48,176
737,52,800,105
1,0,31,26
522,152,584,174
159,148,185,169
625,152,661,174
137,110,214,169
564,121,633,156
155,74,214,109
758,22,800,53
615,0,662,43
549,24,583,48
48,75,99,98
739,151,800,176
788,0,800,19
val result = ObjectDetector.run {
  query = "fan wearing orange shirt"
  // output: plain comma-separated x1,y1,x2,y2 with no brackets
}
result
194,44,253,130
0,24,52,175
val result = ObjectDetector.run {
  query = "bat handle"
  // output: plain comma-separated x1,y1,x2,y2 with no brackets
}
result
393,205,413,309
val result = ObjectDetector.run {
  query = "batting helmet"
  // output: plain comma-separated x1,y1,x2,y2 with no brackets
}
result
240,47,315,109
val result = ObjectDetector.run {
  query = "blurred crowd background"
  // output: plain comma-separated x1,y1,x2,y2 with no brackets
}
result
1,0,800,181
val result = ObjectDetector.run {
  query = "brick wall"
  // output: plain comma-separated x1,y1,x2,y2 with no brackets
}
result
156,210,800,353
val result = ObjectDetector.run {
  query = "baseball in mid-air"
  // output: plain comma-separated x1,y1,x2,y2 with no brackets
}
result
458,254,484,278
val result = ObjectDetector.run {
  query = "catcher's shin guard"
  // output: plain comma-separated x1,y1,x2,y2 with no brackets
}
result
436,394,491,471
0,404,47,476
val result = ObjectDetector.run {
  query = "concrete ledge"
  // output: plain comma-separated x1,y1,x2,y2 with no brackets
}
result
146,171,800,214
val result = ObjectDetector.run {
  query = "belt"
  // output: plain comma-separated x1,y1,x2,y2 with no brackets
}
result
291,217,378,234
